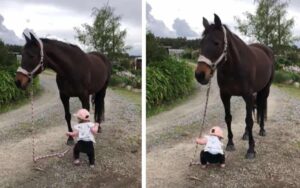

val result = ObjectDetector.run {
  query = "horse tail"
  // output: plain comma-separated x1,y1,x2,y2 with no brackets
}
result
94,81,108,123
90,52,111,123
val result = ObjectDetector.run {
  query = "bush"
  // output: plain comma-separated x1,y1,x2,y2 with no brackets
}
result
273,70,300,84
109,74,141,89
0,40,40,107
0,71,40,106
147,58,194,111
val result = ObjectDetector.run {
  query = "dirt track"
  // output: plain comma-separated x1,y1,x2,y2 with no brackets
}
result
0,72,141,188
147,77,300,188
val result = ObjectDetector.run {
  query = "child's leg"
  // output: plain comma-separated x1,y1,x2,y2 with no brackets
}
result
86,142,95,165
219,154,225,164
73,142,80,160
200,150,208,165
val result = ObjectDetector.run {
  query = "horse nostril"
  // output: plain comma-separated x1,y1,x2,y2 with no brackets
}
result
195,72,205,81
15,80,21,88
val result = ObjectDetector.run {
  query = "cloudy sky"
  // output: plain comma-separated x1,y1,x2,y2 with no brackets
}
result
147,0,300,45
0,0,141,55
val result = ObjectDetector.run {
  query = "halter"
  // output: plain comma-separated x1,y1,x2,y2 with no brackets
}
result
198,26,228,70
17,36,45,78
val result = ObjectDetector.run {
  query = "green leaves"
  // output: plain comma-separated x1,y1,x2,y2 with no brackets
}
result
74,6,129,61
146,58,194,112
235,0,298,56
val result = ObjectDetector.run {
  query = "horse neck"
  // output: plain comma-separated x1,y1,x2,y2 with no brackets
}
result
219,30,252,73
42,40,76,76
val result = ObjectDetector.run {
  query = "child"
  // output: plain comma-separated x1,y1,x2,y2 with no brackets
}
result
196,126,225,168
66,108,99,168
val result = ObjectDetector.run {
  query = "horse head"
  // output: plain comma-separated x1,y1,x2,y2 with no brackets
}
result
15,31,45,90
195,14,228,85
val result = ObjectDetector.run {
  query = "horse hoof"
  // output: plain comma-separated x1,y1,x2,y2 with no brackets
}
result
245,152,256,159
226,144,236,151
67,139,75,145
242,133,249,140
259,130,266,136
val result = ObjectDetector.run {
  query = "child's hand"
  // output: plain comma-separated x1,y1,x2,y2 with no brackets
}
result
196,137,207,145
66,131,79,137
66,132,72,136
91,123,99,134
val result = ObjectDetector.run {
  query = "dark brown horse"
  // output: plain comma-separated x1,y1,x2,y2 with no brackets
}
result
195,14,274,159
15,32,111,145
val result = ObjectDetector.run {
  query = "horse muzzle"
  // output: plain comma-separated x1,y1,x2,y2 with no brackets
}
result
195,72,210,85
15,73,30,90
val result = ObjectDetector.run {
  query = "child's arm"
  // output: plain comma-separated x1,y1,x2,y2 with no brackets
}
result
66,130,79,137
91,123,99,134
196,137,207,145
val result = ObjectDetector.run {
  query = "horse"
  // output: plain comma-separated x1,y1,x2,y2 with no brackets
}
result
195,14,274,159
15,32,111,145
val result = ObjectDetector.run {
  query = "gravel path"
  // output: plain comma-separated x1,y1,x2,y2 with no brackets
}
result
0,72,141,187
147,77,300,188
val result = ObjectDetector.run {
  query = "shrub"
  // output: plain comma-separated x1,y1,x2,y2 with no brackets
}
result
0,71,40,106
0,41,40,107
273,70,300,84
146,58,194,111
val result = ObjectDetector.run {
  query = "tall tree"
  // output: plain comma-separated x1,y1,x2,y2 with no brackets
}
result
75,6,129,60
235,0,298,56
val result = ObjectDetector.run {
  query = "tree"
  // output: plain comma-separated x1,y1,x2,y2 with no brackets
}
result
75,6,129,60
235,0,298,56
146,31,168,65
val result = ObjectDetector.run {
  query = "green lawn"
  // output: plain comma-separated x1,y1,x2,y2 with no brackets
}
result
110,87,141,107
274,83,300,99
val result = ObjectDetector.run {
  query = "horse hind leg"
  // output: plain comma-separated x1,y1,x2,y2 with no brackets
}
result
94,82,108,132
256,86,270,137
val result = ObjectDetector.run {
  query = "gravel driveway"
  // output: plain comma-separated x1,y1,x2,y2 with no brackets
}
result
0,72,141,188
147,77,300,188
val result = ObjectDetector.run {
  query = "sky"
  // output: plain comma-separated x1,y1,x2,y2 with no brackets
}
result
0,0,141,55
147,0,300,45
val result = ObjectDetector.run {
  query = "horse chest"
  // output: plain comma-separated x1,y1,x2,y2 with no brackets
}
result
56,76,86,96
217,75,247,96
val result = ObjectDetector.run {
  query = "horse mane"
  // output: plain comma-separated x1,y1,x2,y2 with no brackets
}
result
41,38,84,53
202,24,249,49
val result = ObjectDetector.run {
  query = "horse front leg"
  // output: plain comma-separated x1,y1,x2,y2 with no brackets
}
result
60,92,74,145
243,95,256,159
221,93,235,151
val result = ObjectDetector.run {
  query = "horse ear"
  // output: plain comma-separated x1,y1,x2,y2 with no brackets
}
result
29,32,39,46
23,33,31,43
203,17,209,29
214,13,222,28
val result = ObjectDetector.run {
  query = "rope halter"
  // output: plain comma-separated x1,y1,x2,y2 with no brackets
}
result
197,26,228,71
17,34,45,78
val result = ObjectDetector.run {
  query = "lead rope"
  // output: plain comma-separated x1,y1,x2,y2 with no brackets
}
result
189,80,212,166
30,80,70,163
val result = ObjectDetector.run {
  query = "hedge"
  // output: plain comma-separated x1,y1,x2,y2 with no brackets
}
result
0,70,40,107
146,58,194,111
273,70,300,84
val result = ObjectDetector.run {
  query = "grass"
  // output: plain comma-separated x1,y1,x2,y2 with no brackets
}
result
147,83,198,117
274,83,300,99
110,87,141,107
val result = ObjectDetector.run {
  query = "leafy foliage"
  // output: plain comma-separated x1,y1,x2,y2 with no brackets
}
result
0,40,40,107
75,6,129,60
156,37,201,50
235,0,299,56
146,31,168,65
146,58,194,112
273,70,300,83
